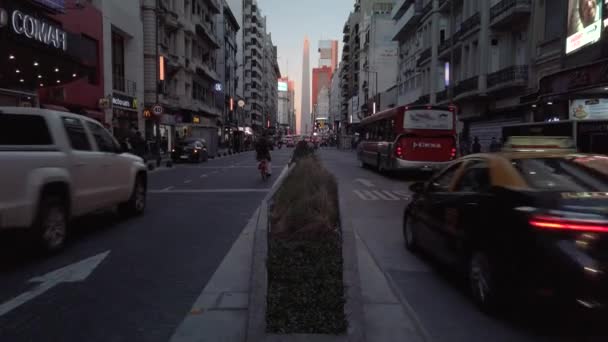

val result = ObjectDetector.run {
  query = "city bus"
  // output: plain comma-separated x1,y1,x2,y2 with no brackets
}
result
357,105,457,172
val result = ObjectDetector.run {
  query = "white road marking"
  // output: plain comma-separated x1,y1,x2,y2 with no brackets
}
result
200,174,208,178
353,189,411,201
354,190,379,201
373,190,400,201
149,189,269,194
162,186,174,191
355,178,375,188
184,180,192,184
0,251,110,318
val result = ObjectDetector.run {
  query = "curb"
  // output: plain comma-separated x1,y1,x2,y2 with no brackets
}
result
245,163,365,342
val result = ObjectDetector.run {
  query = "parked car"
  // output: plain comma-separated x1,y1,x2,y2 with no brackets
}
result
171,138,208,163
0,107,148,252
403,139,608,312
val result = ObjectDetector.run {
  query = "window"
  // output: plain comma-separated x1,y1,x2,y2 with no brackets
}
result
86,121,119,153
543,0,563,41
112,32,126,92
62,117,92,151
429,162,463,192
455,160,491,192
0,114,53,145
513,158,608,192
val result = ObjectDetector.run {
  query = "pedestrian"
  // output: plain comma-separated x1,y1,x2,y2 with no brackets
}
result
472,136,481,154
489,137,501,152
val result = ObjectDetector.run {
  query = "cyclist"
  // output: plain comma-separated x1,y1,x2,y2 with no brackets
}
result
255,133,272,177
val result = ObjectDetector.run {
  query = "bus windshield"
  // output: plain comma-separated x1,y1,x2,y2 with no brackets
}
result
404,110,454,130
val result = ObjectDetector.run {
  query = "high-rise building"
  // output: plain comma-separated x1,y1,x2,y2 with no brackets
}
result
142,0,222,156
318,39,339,73
226,0,279,133
277,77,294,134
300,36,311,134
312,66,332,115
339,0,396,133
216,0,240,150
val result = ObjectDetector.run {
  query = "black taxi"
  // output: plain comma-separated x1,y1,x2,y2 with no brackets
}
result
403,137,608,312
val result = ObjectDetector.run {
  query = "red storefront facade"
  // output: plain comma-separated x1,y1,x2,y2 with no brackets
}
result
0,0,103,122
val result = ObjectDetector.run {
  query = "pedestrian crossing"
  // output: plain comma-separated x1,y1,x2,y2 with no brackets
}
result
353,189,410,201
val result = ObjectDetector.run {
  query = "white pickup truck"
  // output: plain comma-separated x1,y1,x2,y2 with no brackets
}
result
0,107,148,252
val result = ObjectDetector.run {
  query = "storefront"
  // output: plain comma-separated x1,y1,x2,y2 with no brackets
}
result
111,92,139,140
0,1,103,117
519,57,608,154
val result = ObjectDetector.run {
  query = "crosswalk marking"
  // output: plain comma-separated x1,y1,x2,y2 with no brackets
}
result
354,190,379,200
373,190,400,201
353,190,410,201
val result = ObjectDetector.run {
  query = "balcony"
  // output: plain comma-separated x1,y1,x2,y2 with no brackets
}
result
454,75,479,97
421,0,433,18
196,23,219,49
113,76,137,97
392,1,422,41
487,65,528,92
196,63,220,82
460,12,480,36
204,0,221,14
164,11,179,30
490,0,531,29
416,47,431,66
343,32,350,42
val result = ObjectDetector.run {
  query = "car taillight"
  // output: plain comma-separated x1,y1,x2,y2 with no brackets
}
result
395,145,403,158
450,147,457,160
529,215,608,233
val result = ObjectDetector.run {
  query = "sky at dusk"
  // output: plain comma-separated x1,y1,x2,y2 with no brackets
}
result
257,0,354,130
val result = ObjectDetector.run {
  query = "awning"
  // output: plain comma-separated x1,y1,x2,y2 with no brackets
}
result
41,104,69,112
82,109,104,122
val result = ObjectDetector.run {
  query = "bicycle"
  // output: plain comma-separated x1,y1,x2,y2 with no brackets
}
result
258,159,269,181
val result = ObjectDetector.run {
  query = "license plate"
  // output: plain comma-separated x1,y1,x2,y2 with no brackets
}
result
180,155,189,159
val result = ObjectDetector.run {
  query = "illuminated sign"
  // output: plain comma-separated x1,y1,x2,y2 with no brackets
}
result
112,93,138,111
566,0,603,54
214,83,223,92
6,9,67,51
193,115,201,124
278,81,288,92
570,99,608,120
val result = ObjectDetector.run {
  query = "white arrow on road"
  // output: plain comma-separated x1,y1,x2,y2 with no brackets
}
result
355,178,375,188
0,251,110,318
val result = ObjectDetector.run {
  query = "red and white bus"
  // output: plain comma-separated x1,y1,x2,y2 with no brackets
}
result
357,105,457,172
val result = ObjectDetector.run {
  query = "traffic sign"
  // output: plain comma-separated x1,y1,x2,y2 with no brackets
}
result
152,104,163,116
237,100,245,108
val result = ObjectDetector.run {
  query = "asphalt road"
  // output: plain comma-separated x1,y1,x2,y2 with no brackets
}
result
0,148,292,342
320,148,608,342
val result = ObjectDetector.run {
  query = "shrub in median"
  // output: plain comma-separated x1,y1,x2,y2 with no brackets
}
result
266,156,346,334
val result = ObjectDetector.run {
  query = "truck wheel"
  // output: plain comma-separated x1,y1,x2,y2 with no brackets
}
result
33,195,68,252
119,175,146,217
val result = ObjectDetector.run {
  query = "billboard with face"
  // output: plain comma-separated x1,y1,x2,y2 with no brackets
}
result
566,0,603,54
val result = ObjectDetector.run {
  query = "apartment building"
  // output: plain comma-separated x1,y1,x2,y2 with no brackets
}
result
339,0,396,134
329,64,343,131
262,30,280,131
393,0,534,151
142,0,222,156
215,0,240,150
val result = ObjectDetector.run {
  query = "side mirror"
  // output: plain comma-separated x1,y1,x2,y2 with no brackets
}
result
409,182,425,194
